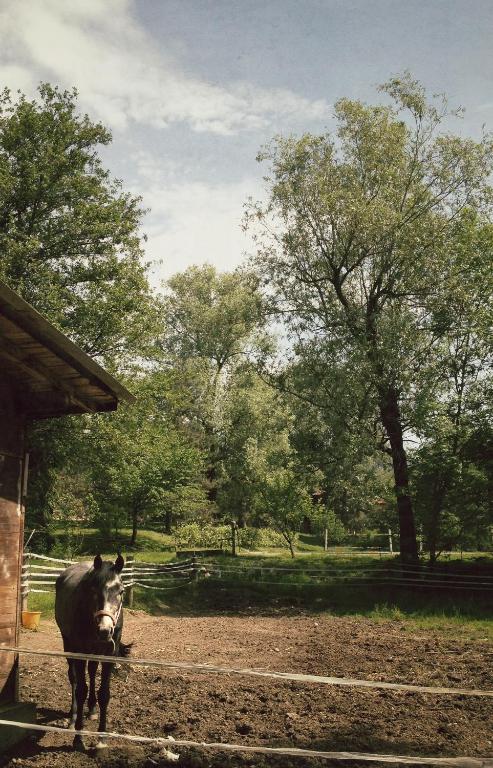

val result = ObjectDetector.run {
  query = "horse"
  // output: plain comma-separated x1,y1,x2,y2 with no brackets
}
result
55,553,131,751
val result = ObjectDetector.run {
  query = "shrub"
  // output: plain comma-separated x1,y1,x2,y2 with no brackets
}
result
175,523,230,550
310,507,346,544
237,527,287,550
174,523,292,551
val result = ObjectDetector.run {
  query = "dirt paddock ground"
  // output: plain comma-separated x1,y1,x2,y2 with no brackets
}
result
2,611,492,768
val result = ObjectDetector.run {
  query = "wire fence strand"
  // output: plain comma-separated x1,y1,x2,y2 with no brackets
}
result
1,719,489,766
3,646,493,698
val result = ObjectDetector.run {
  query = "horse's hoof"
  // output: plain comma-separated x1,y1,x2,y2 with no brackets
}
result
73,736,86,752
95,739,108,750
64,718,76,730
88,711,98,721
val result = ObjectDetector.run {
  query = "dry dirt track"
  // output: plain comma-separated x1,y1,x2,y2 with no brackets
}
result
2,611,493,768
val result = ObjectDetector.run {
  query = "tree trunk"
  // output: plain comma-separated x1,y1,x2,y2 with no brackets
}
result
205,463,218,503
204,422,220,504
237,505,246,528
379,386,418,563
164,509,172,536
130,508,138,546
427,478,446,564
282,531,296,558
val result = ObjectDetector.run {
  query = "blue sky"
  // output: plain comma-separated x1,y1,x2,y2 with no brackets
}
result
1,0,492,285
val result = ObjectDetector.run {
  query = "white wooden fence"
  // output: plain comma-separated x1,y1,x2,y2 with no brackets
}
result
21,552,203,611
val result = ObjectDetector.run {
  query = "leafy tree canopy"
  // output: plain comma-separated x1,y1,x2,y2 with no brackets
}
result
245,72,493,560
0,83,159,364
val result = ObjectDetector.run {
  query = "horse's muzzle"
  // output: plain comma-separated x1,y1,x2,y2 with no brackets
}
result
97,623,114,641
94,609,116,640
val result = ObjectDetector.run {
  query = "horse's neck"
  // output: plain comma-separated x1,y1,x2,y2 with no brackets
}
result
71,592,94,644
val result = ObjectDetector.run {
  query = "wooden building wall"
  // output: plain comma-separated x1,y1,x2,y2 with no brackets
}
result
0,378,26,705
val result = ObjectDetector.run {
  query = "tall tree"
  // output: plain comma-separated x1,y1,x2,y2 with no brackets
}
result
0,84,160,539
160,264,268,503
272,349,391,530
245,74,493,561
88,373,206,544
0,83,158,363
218,369,295,526
412,213,493,559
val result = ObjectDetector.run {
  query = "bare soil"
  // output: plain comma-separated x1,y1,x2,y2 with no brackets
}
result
2,611,492,767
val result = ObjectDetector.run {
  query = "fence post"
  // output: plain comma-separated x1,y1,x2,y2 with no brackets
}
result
231,520,237,557
324,528,328,552
191,556,199,583
126,555,134,609
21,554,28,613
388,528,393,555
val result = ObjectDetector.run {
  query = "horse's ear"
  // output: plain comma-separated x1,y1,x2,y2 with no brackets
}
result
93,554,103,570
113,553,124,573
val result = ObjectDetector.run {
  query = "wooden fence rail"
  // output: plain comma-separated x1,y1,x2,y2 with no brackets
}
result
21,552,202,610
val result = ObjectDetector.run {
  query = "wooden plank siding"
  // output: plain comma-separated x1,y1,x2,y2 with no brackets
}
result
0,379,25,705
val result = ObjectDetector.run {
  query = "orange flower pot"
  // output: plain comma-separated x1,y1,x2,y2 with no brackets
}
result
21,611,41,630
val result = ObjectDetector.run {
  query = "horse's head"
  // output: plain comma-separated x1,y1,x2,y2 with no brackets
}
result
87,554,125,643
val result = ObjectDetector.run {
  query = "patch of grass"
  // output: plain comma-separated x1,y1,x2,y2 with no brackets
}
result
49,527,175,555
180,551,493,637
26,591,55,618
370,603,407,621
362,601,493,640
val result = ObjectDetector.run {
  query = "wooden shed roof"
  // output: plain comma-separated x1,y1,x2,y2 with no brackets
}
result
0,280,135,419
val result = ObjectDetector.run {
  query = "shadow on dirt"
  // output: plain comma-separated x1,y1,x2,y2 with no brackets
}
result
133,575,493,627
0,726,463,768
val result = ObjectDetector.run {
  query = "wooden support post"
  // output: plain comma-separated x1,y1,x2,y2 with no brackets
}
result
191,557,199,583
231,521,237,557
388,528,393,555
126,556,134,609
324,528,328,552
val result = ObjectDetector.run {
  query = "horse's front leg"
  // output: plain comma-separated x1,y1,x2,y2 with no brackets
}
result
73,660,88,751
95,661,113,749
87,660,98,719
67,660,77,727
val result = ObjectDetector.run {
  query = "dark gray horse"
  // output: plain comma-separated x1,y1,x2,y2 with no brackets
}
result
55,554,130,750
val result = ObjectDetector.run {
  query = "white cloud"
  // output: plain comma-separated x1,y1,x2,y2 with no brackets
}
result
133,159,260,283
145,180,259,284
0,0,329,135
